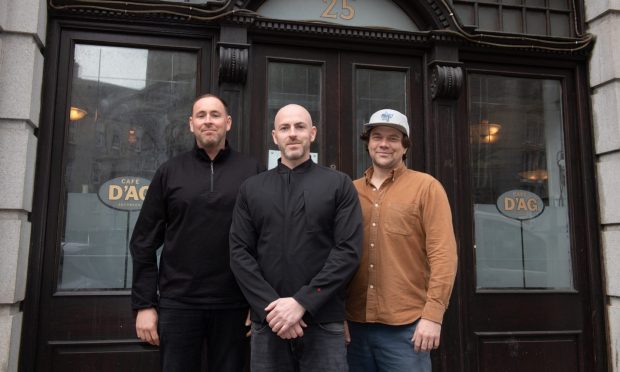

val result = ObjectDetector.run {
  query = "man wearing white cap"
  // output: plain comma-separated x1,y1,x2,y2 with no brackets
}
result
345,109,458,371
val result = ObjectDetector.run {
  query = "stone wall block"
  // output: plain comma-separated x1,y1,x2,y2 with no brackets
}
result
602,230,620,297
0,0,8,31
5,0,47,43
591,82,620,154
0,34,44,126
588,13,620,88
0,218,30,304
0,310,22,372
0,122,37,211
597,153,620,224
608,303,620,372
585,0,620,22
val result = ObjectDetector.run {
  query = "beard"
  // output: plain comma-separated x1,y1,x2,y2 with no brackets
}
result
278,142,309,163
196,131,224,149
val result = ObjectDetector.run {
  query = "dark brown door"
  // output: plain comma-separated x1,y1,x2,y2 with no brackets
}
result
460,65,604,371
248,43,423,177
23,27,211,372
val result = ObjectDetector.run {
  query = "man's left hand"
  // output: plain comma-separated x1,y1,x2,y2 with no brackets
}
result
265,297,306,337
411,318,441,352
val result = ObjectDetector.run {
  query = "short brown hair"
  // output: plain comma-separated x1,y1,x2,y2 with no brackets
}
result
360,127,411,161
191,94,230,116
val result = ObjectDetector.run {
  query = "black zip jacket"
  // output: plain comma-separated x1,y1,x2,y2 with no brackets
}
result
230,159,363,323
131,143,262,310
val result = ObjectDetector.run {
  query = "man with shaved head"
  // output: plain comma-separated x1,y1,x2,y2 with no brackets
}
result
230,104,363,371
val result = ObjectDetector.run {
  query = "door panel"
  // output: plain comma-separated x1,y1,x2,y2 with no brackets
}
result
340,52,424,177
477,332,580,372
30,30,210,372
249,45,339,169
464,69,591,372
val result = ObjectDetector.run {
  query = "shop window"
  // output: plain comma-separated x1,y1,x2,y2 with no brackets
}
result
451,0,572,37
58,44,197,290
468,74,572,290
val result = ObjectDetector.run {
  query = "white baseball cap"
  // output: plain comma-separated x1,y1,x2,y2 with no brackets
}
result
364,109,410,137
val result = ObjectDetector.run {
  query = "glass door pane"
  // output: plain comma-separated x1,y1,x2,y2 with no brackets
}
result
469,74,572,290
354,68,407,177
266,61,322,168
58,44,197,290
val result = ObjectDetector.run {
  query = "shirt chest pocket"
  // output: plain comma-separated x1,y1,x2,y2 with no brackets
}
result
384,202,420,235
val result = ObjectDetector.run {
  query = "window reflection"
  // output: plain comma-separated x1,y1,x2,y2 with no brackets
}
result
469,74,572,290
59,44,197,290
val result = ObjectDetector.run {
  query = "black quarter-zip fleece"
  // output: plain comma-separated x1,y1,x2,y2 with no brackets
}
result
130,143,262,310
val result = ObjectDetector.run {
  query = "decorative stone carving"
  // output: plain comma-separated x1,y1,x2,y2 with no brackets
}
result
219,43,249,84
430,65,463,100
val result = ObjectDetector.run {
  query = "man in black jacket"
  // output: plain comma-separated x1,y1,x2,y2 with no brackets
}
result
130,94,261,371
230,104,363,372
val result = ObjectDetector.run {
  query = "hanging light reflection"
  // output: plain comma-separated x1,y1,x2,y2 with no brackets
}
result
70,106,88,121
471,119,502,144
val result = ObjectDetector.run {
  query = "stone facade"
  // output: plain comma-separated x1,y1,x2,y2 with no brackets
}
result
586,1,620,371
0,0,45,370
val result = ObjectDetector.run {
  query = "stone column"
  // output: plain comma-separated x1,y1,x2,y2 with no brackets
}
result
0,0,45,371
585,1,620,371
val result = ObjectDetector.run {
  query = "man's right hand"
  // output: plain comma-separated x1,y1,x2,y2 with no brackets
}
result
135,308,160,346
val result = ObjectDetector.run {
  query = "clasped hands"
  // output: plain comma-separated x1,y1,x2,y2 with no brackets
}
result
265,297,307,339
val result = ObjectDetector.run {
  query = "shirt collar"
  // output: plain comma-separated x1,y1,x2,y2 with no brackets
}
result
276,157,314,173
364,161,407,186
194,140,231,163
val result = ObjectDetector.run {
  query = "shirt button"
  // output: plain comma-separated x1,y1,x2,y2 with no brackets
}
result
370,243,374,247
370,264,374,268
369,285,374,289
373,188,377,191
374,203,379,207
372,223,376,227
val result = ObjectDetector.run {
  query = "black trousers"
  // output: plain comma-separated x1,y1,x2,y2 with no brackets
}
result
158,307,249,372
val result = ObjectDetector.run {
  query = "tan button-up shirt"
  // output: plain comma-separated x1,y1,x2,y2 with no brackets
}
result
346,162,457,325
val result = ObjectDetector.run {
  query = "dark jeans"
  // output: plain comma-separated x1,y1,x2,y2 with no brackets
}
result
347,320,431,372
158,307,249,372
250,321,348,372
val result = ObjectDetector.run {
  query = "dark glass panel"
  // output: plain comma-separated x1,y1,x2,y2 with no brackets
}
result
479,5,500,30
550,12,570,37
60,44,197,290
526,10,547,35
549,0,568,8
266,62,322,168
525,0,545,7
502,8,523,33
469,74,572,290
455,3,476,25
354,68,407,177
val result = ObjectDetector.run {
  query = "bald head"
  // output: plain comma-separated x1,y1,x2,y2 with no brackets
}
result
272,104,317,169
274,104,313,130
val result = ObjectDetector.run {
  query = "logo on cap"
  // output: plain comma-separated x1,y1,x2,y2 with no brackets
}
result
380,111,394,122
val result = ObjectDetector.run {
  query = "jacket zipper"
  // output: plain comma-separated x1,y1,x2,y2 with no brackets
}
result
210,162,214,192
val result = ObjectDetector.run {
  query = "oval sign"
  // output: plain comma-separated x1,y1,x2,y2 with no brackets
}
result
97,176,151,211
496,189,545,220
